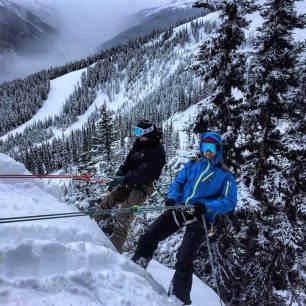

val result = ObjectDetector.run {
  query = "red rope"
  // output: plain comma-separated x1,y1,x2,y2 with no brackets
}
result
0,174,113,183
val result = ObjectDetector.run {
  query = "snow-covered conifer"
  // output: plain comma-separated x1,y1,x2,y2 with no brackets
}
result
193,0,256,167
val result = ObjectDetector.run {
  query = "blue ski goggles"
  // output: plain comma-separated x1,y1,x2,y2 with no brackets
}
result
201,142,217,154
132,125,154,137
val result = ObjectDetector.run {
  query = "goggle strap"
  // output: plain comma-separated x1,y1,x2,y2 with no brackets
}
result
142,125,154,135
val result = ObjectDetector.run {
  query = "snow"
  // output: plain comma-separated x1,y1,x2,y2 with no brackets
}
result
163,0,195,9
245,10,262,36
141,0,196,18
165,97,213,149
49,83,130,141
0,1,305,303
0,153,222,305
0,69,86,142
172,12,220,38
275,120,290,135
231,87,243,100
294,0,306,41
148,260,224,306
236,182,260,210
245,0,306,43
51,91,112,139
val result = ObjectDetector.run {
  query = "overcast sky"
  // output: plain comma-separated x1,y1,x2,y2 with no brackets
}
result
1,0,171,83
51,0,171,54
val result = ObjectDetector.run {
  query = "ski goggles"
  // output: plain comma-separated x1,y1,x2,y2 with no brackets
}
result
132,125,154,137
201,142,217,154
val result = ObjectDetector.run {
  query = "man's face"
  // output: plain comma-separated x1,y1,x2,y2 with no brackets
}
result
201,142,217,159
203,150,216,159
139,136,150,142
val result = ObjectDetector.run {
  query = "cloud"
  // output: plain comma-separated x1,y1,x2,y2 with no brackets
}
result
1,0,170,83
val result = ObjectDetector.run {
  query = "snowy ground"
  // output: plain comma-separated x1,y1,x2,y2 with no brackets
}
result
0,153,222,306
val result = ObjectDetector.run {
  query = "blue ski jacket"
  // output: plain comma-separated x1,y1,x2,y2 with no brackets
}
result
167,131,237,222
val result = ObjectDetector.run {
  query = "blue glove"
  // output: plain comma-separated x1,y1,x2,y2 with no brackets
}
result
107,176,125,189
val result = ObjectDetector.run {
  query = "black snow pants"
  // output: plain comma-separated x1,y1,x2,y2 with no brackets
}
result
132,209,206,305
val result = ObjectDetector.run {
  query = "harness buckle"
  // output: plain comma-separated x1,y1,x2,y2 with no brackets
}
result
208,224,216,237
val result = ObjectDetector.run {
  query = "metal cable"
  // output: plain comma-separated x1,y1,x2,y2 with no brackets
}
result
0,205,189,224
202,215,224,306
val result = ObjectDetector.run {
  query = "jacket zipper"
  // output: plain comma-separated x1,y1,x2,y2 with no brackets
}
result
185,161,210,205
225,180,230,196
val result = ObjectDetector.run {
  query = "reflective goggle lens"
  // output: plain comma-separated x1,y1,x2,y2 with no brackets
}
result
201,142,217,154
133,127,144,136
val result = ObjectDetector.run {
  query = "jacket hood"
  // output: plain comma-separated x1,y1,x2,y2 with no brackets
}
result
200,131,223,164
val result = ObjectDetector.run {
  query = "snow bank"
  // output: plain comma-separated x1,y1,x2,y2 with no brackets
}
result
0,154,179,305
0,153,221,305
148,260,224,306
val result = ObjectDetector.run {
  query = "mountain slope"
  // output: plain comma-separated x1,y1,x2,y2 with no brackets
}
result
97,3,205,51
11,0,58,27
0,0,57,55
0,12,218,153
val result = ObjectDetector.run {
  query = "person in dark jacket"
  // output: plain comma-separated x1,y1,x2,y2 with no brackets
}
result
94,119,166,253
132,131,237,305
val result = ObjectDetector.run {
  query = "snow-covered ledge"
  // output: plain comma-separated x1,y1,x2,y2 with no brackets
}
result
0,153,222,306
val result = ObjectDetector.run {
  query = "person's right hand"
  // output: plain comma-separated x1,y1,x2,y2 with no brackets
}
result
165,198,176,207
192,202,206,221
115,168,125,176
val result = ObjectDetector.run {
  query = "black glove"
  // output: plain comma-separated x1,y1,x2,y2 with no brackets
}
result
193,202,206,220
107,176,125,189
115,168,125,176
165,198,176,207
112,186,131,202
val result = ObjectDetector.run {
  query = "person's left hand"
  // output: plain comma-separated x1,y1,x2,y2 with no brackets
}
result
192,202,206,220
107,176,125,189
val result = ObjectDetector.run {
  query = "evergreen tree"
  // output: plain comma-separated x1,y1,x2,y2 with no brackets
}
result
99,103,114,161
191,1,305,305
235,1,306,304
193,0,256,169
67,151,98,208
92,103,114,163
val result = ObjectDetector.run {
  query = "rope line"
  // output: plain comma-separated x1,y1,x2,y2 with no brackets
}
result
0,205,191,224
202,215,223,306
0,174,114,183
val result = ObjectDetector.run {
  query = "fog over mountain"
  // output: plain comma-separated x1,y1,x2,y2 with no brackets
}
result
97,3,204,52
0,0,171,83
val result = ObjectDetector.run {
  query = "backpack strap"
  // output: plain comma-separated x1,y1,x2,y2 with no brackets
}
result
218,162,230,172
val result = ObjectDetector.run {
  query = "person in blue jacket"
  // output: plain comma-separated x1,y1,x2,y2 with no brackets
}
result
132,131,237,305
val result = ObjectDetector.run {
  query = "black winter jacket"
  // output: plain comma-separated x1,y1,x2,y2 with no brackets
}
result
118,138,166,186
